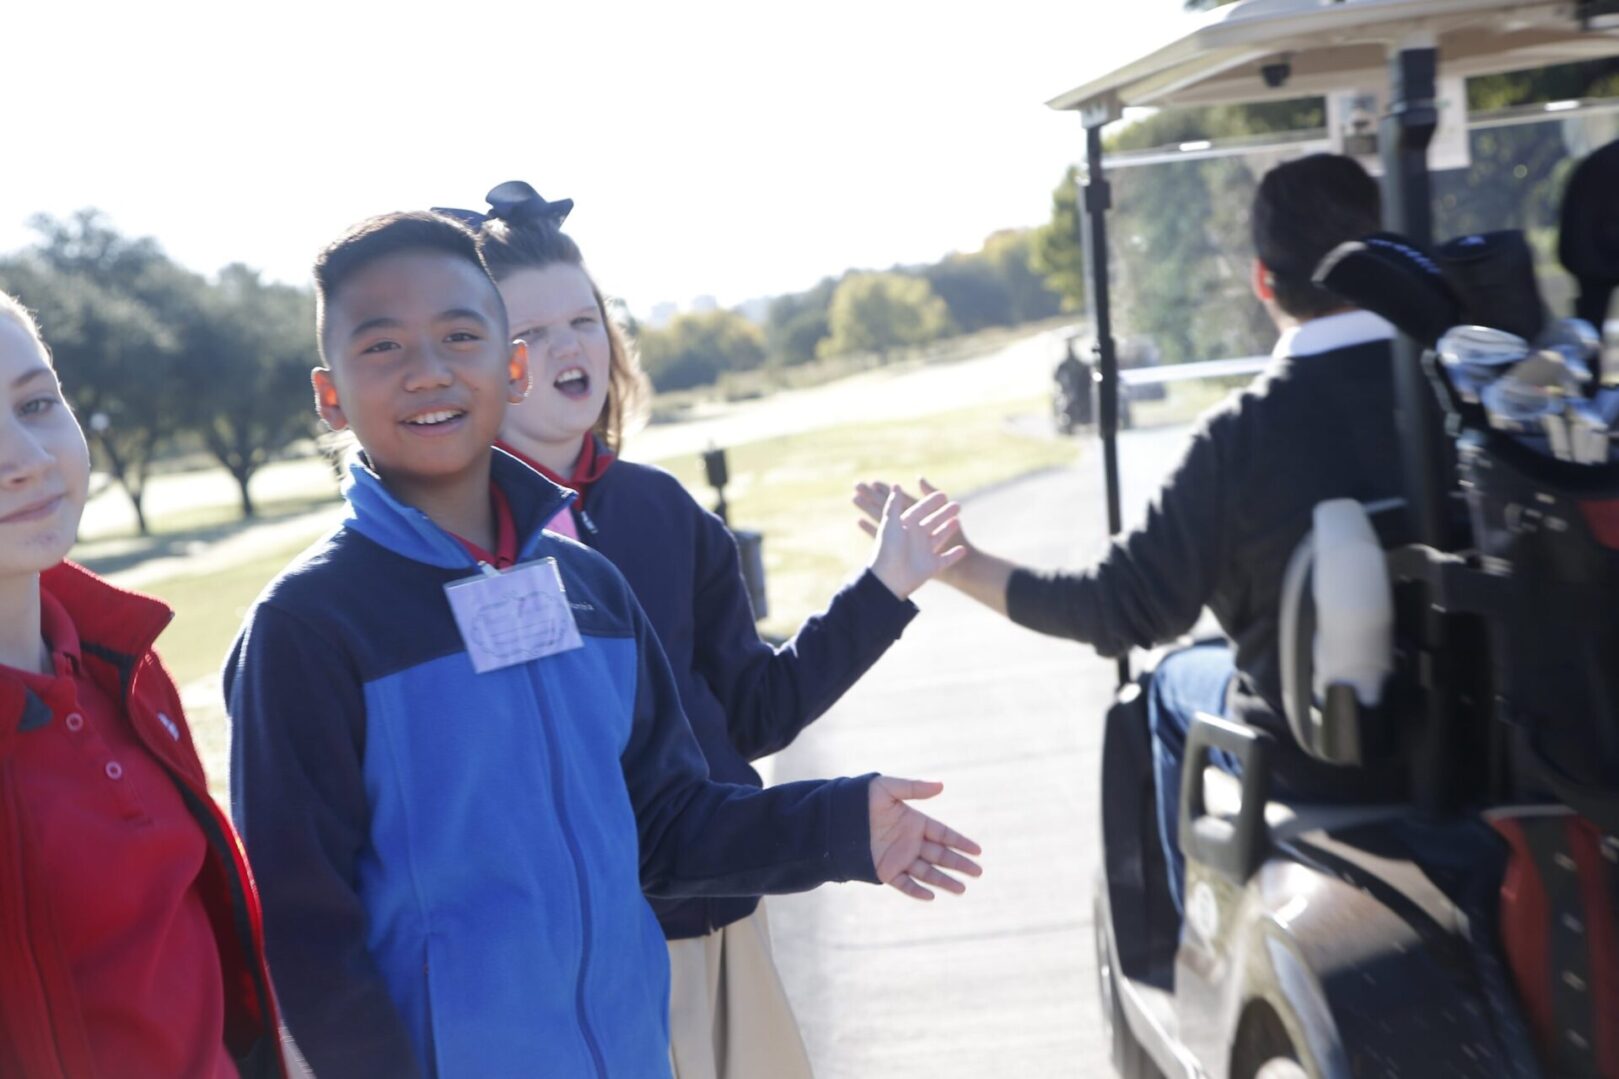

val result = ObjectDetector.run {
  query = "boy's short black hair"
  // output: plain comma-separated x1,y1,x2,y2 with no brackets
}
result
1251,154,1382,320
313,211,501,363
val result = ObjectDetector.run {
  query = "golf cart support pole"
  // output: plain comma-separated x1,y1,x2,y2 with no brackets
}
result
1081,104,1130,688
1380,41,1447,549
1381,39,1456,814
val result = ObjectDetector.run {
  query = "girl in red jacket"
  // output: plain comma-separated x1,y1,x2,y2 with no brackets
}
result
0,291,285,1077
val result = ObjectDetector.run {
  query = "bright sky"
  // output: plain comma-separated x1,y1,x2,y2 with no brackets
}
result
3,1,1190,315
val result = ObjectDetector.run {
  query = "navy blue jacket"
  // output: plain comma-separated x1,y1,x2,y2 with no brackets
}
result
565,450,918,939
227,452,879,1079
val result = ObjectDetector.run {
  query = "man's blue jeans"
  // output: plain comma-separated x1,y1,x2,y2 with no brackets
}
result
1146,642,1237,916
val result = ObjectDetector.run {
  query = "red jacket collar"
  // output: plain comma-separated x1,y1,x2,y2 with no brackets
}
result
447,483,520,570
2,563,172,742
497,435,616,498
39,562,174,663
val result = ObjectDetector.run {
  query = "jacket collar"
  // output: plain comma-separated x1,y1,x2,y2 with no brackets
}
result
1273,309,1396,360
340,450,575,570
1,563,172,729
40,562,173,660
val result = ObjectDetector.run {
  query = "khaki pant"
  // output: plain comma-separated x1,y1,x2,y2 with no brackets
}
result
666,904,813,1079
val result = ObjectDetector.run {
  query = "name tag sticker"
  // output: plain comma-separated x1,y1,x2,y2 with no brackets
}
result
444,557,583,673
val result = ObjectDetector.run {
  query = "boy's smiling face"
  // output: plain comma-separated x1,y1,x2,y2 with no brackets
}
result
314,249,527,503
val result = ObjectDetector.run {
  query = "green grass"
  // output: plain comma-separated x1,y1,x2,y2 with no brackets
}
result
137,531,334,805
140,534,327,688
123,493,337,538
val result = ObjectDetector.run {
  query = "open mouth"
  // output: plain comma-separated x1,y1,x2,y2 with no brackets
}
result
554,367,592,401
402,408,467,430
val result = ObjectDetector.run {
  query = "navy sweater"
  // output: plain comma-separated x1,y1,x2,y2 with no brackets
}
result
1007,340,1407,798
565,450,919,939
227,453,879,1078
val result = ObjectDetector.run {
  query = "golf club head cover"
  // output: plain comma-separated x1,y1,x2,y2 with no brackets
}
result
1559,136,1619,329
1436,231,1547,344
1313,232,1462,347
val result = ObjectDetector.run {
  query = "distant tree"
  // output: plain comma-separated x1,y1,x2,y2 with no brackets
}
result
26,209,168,285
0,213,195,534
1467,57,1619,110
821,272,953,361
923,230,1063,333
766,277,837,367
639,309,768,391
923,255,1014,333
0,259,179,535
177,264,318,517
1032,167,1089,313
982,229,1065,324
1034,98,1323,364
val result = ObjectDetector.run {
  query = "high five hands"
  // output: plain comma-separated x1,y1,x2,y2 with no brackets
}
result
868,777,983,900
862,483,966,599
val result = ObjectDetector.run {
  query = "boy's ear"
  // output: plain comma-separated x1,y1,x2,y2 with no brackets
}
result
507,339,531,404
1252,258,1276,302
312,367,349,430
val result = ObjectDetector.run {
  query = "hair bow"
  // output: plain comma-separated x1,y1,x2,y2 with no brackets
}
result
433,181,574,230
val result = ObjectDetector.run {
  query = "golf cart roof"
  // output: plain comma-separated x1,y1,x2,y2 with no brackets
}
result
1048,0,1619,118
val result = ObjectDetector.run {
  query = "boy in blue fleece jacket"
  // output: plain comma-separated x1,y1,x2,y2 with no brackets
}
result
226,212,981,1079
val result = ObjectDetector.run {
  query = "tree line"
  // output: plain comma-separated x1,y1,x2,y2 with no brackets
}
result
636,227,1070,392
0,211,1075,531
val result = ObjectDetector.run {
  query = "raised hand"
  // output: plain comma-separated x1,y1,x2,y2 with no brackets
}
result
855,477,1012,616
867,776,983,901
852,479,914,527
865,485,966,599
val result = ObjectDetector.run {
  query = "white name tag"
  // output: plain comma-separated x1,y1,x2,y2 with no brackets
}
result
444,557,584,673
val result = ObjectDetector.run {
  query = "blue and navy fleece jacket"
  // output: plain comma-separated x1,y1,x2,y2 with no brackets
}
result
567,448,918,939
226,452,879,1079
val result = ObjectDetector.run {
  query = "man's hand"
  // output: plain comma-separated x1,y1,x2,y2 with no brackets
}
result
868,776,983,901
863,485,966,600
853,478,917,524
855,477,1014,617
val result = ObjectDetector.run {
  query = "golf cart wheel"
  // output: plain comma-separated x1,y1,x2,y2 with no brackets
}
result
1254,1060,1306,1079
1094,896,1160,1079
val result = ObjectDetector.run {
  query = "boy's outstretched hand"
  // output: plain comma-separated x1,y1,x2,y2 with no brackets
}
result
865,485,966,600
868,777,983,901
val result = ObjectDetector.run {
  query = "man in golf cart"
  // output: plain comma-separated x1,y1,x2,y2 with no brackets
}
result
860,152,1403,913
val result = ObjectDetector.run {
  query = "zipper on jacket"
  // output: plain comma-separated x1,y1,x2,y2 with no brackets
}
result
532,681,610,1077
119,653,280,1074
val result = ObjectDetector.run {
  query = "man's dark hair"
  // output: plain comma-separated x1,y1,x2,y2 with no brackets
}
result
1251,154,1382,320
313,211,499,362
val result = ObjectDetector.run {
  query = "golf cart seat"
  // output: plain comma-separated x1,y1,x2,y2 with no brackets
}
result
1195,496,1407,820
1278,497,1395,770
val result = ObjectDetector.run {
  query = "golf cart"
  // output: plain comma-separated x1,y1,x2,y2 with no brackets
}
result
1054,333,1167,435
1051,2,1619,1076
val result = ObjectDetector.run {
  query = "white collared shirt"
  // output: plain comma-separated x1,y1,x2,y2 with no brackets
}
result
1272,309,1397,359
